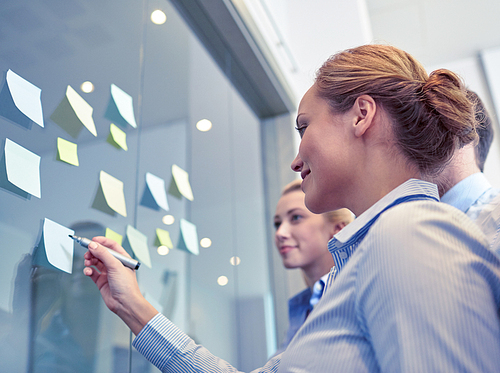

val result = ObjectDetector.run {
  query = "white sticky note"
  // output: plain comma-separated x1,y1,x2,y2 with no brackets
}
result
178,218,199,255
172,164,194,201
6,69,44,127
35,218,74,274
99,171,127,217
66,85,97,136
4,138,41,198
126,225,151,268
111,84,137,128
146,172,169,211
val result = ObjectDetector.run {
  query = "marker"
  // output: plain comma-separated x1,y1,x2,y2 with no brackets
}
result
69,235,140,270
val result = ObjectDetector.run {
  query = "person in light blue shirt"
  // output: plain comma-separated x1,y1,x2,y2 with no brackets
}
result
83,44,500,372
438,91,500,255
273,179,352,352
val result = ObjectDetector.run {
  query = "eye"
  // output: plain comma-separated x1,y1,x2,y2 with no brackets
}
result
294,124,307,138
273,220,281,230
291,214,303,222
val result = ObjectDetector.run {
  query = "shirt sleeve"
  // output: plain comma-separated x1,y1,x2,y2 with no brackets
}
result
133,313,282,373
355,201,500,372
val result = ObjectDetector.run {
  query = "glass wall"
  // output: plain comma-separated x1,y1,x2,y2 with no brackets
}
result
0,0,279,371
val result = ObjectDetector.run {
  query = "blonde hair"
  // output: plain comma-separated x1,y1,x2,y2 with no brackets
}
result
315,44,476,176
281,179,354,225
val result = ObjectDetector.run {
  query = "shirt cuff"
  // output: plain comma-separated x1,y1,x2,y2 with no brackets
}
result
133,313,191,371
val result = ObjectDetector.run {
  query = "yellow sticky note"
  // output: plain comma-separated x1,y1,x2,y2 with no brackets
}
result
125,225,151,268
56,137,79,166
50,85,97,138
4,138,41,198
171,164,194,201
105,227,123,246
107,123,128,151
99,170,127,217
155,228,173,249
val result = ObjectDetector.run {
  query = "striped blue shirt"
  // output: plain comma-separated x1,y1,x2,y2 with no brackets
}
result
133,179,500,372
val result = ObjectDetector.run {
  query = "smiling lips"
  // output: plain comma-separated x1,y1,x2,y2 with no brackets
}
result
279,245,296,255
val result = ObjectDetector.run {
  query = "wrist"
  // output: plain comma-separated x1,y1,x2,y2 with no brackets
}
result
116,293,159,335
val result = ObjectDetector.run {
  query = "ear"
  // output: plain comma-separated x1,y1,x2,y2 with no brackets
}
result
352,95,376,138
330,221,347,238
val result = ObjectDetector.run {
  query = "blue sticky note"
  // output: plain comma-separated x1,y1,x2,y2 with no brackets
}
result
105,84,137,128
141,172,169,211
178,218,199,255
4,138,41,198
33,218,74,274
0,69,44,128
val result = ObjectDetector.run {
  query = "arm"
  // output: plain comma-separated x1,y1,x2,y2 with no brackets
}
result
356,202,500,372
84,237,282,373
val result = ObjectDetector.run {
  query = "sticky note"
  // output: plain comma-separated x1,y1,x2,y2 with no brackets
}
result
50,85,97,138
169,164,194,201
56,137,79,166
105,227,123,246
92,170,127,217
125,225,151,268
155,228,173,249
0,69,44,128
105,84,137,128
141,172,169,211
107,123,128,151
4,138,41,198
178,218,199,255
33,218,74,274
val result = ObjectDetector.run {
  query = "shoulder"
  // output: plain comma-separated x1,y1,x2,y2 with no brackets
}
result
359,200,489,266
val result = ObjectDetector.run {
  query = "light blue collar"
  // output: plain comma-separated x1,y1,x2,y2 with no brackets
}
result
441,173,491,213
332,178,439,245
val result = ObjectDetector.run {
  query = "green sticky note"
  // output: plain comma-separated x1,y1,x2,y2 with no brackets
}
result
178,218,199,255
4,138,41,198
92,170,127,217
56,137,79,166
125,225,151,268
170,164,194,201
50,85,97,138
107,123,128,151
155,228,173,249
105,227,123,246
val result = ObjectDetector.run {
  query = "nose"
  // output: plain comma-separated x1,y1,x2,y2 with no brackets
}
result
275,222,290,241
291,153,303,173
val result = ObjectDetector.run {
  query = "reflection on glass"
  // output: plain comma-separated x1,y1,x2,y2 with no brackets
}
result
80,81,94,93
229,256,241,266
151,10,167,25
196,119,212,132
200,237,212,248
162,215,175,225
157,245,170,255
217,276,228,286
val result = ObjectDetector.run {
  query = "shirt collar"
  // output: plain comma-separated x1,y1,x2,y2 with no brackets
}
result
332,178,439,245
441,173,492,213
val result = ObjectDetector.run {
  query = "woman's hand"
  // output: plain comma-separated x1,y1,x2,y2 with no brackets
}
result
83,236,158,335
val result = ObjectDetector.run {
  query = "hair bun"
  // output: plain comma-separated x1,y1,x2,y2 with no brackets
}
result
422,69,476,148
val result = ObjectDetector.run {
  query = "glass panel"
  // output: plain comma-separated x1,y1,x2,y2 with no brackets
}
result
0,0,274,372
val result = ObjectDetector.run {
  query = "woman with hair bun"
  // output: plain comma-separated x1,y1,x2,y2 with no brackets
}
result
84,44,500,372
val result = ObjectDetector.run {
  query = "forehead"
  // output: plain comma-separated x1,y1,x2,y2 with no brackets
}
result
275,190,306,214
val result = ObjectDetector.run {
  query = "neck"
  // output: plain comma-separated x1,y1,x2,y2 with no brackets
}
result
433,145,480,197
302,255,334,288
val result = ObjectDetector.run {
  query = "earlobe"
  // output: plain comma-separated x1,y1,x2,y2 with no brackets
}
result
353,95,376,138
